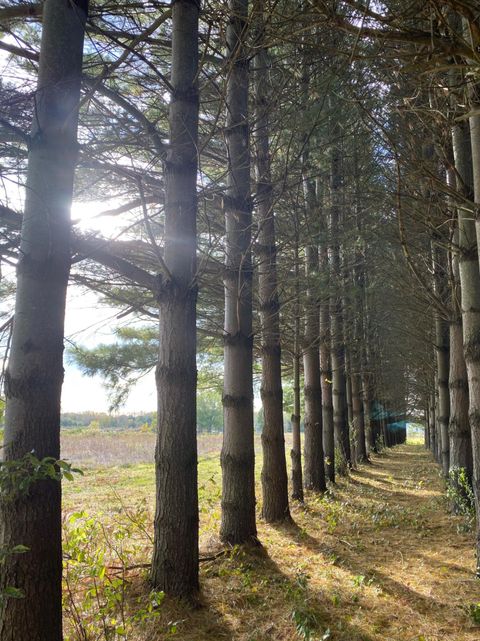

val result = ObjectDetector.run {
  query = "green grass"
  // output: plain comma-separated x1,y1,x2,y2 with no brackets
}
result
59,442,480,641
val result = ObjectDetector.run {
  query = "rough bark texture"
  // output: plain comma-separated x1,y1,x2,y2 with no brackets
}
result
303,244,326,492
448,224,472,495
435,315,450,476
220,0,257,544
345,365,355,464
253,3,289,522
425,406,430,450
451,120,480,574
429,393,437,459
362,375,374,455
319,285,334,483
467,45,480,577
317,175,334,482
448,319,473,494
291,241,304,501
351,173,368,463
0,2,87,639
291,348,304,501
361,272,375,455
330,128,351,472
432,238,451,476
351,373,367,462
435,392,442,464
151,0,200,597
468,80,480,268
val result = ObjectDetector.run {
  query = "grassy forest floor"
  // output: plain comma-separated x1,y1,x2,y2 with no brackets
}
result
61,434,480,641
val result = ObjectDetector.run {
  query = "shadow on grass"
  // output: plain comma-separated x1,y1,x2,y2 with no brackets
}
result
268,515,323,552
197,544,377,641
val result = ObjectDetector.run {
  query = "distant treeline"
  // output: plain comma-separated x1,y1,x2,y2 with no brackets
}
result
60,410,297,433
61,412,156,430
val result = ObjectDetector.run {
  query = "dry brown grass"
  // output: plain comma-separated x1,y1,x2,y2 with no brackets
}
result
62,442,480,641
60,430,225,466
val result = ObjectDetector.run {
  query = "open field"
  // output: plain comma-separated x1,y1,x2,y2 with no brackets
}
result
60,430,225,466
59,435,479,641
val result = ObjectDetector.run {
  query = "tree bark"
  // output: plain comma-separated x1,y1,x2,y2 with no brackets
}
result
451,119,480,574
345,358,355,465
220,0,257,544
425,405,430,450
432,237,451,476
0,2,87,639
303,243,326,491
435,314,450,475
319,246,334,482
151,0,200,598
291,344,304,501
429,391,436,458
448,318,473,498
253,0,289,523
291,234,304,501
362,374,374,454
351,372,367,462
330,125,351,472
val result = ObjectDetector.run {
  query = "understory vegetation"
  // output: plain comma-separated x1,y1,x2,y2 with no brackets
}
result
58,434,479,641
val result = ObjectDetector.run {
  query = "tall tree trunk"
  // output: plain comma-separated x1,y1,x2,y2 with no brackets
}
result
291,337,304,501
425,405,430,450
361,270,375,456
291,233,304,501
253,0,289,522
351,145,368,463
351,373,367,462
0,2,87,639
435,315,450,475
465,33,480,575
449,318,473,499
330,125,351,472
447,218,473,508
466,32,480,266
381,401,390,448
220,0,257,544
362,373,374,455
151,0,200,598
435,390,442,463
319,265,334,483
345,356,355,465
303,243,326,491
429,391,436,458
451,119,480,574
432,240,450,476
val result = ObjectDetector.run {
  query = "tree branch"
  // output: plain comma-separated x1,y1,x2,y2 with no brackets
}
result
0,3,41,22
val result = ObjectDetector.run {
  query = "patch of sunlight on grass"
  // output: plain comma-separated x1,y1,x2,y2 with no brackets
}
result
61,438,479,641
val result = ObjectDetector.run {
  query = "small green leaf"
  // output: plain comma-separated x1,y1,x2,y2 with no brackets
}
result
4,586,25,599
11,545,29,554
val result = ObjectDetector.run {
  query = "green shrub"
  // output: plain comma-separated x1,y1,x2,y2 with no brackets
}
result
446,467,475,531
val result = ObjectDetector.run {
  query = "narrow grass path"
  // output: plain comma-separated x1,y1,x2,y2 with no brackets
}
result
151,443,479,641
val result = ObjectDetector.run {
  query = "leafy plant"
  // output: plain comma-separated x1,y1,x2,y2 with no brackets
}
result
446,467,475,531
291,607,318,641
0,452,83,502
0,544,29,606
63,509,163,640
467,602,480,625
352,573,374,588
0,452,82,607
321,496,343,534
